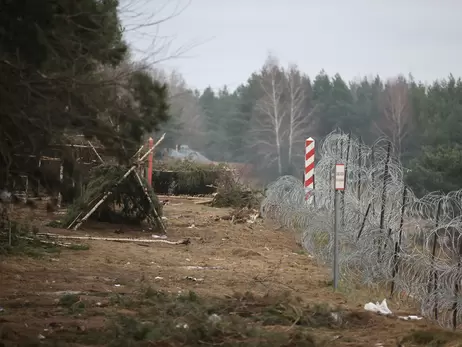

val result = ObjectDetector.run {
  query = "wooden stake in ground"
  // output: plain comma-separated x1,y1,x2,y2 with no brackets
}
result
57,162,64,208
71,133,166,230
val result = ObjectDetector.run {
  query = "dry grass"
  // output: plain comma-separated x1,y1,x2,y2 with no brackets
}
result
400,329,462,347
0,196,461,346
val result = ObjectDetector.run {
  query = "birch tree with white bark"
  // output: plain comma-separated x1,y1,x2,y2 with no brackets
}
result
250,55,287,175
376,76,412,158
285,64,317,167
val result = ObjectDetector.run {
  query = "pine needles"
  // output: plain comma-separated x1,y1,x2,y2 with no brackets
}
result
62,164,163,231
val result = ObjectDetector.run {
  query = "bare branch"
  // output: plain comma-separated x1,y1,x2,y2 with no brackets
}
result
285,64,315,165
249,56,288,175
119,0,212,68
376,76,413,158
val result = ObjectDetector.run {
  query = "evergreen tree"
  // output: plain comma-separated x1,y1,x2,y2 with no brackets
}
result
0,0,170,181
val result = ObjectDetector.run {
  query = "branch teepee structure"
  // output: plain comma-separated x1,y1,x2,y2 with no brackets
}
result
63,134,166,233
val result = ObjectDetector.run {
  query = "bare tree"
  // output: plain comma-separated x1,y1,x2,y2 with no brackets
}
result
250,55,287,175
375,76,412,158
285,64,316,167
119,0,206,67
153,69,207,150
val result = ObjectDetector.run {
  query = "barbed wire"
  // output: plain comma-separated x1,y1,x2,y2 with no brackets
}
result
261,130,462,329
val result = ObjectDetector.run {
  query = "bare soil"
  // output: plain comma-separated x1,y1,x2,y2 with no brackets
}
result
1,196,461,346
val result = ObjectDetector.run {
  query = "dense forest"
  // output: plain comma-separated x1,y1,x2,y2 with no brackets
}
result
1,0,460,197
0,0,169,185
157,54,462,196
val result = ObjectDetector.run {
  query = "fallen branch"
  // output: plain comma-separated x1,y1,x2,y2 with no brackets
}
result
20,236,86,248
36,233,190,245
194,199,214,205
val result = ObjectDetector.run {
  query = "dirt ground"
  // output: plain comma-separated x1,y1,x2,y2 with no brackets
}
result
1,196,461,347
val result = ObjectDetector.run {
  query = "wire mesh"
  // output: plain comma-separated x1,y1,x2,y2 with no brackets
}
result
260,130,462,329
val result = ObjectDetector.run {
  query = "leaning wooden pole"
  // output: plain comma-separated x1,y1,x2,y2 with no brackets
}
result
133,171,166,234
71,133,165,230
131,144,145,160
88,141,104,164
147,137,154,187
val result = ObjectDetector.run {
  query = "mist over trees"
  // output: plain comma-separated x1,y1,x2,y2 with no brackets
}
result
1,0,460,197
159,54,462,196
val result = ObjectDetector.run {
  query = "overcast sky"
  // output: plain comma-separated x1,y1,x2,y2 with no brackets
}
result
121,0,462,91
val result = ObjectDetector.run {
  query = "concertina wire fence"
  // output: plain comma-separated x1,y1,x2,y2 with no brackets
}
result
260,130,462,329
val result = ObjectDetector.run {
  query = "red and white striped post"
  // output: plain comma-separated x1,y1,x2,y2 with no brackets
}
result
304,137,315,203
147,137,154,187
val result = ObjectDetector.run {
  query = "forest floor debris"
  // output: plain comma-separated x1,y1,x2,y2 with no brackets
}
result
220,207,261,224
1,196,461,346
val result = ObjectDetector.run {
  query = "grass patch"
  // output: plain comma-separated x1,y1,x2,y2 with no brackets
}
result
0,221,60,257
0,288,380,346
46,220,63,228
68,243,90,251
110,293,136,308
311,231,329,249
46,288,374,346
401,329,462,347
0,220,88,257
59,294,80,307
59,293,86,315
